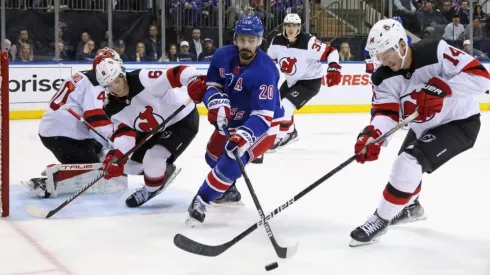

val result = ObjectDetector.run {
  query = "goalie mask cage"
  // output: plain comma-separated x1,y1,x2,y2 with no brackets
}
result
0,50,9,217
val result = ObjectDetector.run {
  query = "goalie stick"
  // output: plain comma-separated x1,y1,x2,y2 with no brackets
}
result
173,110,419,257
26,98,193,219
64,105,113,147
223,128,297,259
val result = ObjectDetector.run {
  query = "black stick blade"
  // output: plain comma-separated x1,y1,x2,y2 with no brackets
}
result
173,234,232,257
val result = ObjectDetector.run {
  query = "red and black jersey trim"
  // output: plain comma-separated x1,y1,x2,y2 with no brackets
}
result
83,109,111,128
167,65,189,88
111,123,136,141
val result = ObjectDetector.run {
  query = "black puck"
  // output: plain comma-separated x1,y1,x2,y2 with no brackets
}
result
265,262,279,271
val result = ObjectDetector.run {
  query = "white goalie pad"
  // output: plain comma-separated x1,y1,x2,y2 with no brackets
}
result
24,163,128,198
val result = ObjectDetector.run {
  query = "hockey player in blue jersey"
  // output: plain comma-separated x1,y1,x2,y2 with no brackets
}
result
185,16,284,226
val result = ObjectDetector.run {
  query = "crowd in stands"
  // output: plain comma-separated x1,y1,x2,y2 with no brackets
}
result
3,0,490,63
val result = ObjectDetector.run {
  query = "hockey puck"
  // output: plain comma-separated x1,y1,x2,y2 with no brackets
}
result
265,262,279,271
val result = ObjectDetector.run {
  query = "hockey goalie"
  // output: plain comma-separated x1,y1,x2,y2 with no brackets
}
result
22,48,128,198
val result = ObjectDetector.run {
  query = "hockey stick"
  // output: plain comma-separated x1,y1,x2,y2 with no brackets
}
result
26,98,193,219
173,110,419,257
222,128,297,259
63,105,113,147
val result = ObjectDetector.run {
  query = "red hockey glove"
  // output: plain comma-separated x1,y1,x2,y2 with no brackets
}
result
102,149,128,179
225,127,254,159
354,125,384,164
207,92,231,131
365,59,375,73
413,77,452,121
326,62,342,87
187,75,207,104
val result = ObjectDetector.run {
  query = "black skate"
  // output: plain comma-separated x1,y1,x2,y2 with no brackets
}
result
251,154,264,164
349,211,389,247
268,128,299,153
185,195,208,228
390,198,427,225
211,182,243,205
125,163,181,208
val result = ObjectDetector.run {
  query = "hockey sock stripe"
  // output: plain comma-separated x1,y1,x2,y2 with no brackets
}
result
412,182,421,196
383,182,412,205
144,173,166,188
206,169,232,192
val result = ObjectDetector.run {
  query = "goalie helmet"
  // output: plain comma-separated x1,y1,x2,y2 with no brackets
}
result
365,19,408,67
92,47,124,70
283,13,301,39
95,58,124,87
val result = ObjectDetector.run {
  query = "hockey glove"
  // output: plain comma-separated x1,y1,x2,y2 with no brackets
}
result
365,59,375,73
225,127,255,159
354,125,384,164
187,75,207,104
326,62,342,87
413,77,452,121
102,149,128,179
207,92,231,132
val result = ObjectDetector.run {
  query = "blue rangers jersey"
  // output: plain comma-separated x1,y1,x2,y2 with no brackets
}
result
204,45,284,138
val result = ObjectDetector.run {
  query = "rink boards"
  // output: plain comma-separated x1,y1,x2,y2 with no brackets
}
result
7,62,490,120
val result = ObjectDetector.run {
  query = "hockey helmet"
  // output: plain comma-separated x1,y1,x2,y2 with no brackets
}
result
365,19,409,67
235,16,264,38
283,13,301,39
95,58,124,87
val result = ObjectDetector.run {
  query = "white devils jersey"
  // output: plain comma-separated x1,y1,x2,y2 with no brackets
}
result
39,70,112,144
103,66,199,155
371,39,490,139
267,32,340,87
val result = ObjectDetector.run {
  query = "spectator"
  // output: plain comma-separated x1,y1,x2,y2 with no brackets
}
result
474,5,487,21
17,43,33,62
458,0,470,25
53,42,69,61
189,27,203,57
465,18,483,47
131,42,151,62
177,41,197,61
113,40,130,61
199,0,216,26
463,40,489,60
443,13,465,47
198,38,216,61
238,5,264,22
76,39,97,60
394,0,418,32
143,25,162,61
339,42,354,61
75,32,91,59
4,39,13,61
10,29,33,62
183,1,199,26
160,44,180,62
441,1,454,23
417,2,446,34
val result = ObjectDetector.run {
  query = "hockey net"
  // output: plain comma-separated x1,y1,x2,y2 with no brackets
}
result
0,50,9,217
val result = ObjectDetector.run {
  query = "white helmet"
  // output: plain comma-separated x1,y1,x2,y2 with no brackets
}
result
95,58,124,87
365,19,409,67
283,13,301,39
93,47,124,70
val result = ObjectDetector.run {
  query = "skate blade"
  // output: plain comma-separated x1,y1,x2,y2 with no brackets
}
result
349,238,381,247
210,200,245,207
266,137,299,154
390,215,427,226
185,215,202,228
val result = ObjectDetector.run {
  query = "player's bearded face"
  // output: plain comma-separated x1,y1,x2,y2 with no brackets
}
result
236,35,260,60
375,48,402,71
105,77,127,97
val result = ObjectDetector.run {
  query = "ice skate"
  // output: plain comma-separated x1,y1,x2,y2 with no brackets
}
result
185,195,208,227
390,198,427,225
349,211,389,247
125,163,181,208
268,128,299,153
211,182,243,205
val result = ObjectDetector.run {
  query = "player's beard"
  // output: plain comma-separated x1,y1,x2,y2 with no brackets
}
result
239,49,255,60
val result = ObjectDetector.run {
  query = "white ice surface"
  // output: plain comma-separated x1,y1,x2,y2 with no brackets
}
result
1,114,490,275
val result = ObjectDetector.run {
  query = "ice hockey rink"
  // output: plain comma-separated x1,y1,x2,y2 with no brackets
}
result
2,113,490,275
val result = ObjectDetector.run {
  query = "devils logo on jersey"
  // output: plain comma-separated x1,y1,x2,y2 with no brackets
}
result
134,106,164,132
401,92,435,123
279,57,297,75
